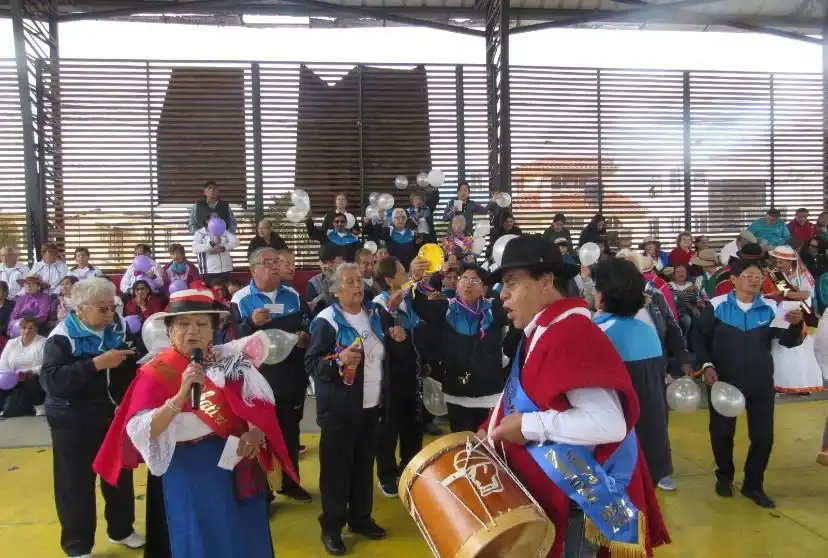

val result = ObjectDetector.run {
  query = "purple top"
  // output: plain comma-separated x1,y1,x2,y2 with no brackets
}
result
9,291,51,334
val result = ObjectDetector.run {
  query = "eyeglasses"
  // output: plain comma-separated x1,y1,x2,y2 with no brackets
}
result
458,276,483,285
258,259,279,267
738,273,763,282
86,304,116,314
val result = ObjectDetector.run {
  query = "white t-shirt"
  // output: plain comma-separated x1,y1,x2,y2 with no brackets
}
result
0,335,47,374
342,309,384,409
720,240,739,266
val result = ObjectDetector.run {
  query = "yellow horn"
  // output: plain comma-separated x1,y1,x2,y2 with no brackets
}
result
417,243,444,274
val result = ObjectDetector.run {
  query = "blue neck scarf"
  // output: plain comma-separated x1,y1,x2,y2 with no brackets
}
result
64,311,125,356
170,261,187,274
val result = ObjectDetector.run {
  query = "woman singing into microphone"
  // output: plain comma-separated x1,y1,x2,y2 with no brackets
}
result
93,286,297,558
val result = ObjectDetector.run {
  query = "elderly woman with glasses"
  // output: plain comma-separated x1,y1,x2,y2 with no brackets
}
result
94,285,297,558
40,277,143,558
306,262,401,555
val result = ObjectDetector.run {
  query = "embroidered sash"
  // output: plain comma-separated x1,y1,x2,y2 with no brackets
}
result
504,338,646,557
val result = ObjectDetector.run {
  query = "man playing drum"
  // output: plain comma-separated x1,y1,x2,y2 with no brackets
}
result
480,235,670,558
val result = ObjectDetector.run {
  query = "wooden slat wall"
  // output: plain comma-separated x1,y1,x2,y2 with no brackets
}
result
0,59,823,269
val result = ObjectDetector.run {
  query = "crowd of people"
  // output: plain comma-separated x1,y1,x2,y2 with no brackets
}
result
0,178,826,558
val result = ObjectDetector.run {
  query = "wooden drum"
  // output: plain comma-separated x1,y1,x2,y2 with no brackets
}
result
398,432,555,557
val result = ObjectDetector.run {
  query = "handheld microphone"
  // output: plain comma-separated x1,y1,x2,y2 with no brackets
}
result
190,348,204,409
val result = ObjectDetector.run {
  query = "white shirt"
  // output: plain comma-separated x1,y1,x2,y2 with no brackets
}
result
0,263,29,299
69,266,103,281
515,309,627,446
120,261,165,294
192,228,239,275
30,260,68,294
0,335,46,374
720,240,739,265
342,309,384,409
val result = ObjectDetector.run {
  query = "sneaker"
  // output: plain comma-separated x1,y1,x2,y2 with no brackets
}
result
34,405,45,416
657,476,677,491
423,422,443,436
299,444,307,455
378,480,398,498
277,484,313,503
741,486,776,509
110,531,146,549
715,479,733,498
817,452,828,468
69,555,91,558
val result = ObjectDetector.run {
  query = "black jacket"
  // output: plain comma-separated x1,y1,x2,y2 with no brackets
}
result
246,233,288,257
692,292,803,396
40,325,138,426
304,305,393,428
411,294,508,398
194,198,232,230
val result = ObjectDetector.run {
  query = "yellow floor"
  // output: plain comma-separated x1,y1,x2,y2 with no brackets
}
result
0,401,826,557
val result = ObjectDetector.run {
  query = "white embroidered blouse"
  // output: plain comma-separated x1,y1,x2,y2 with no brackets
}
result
125,350,274,477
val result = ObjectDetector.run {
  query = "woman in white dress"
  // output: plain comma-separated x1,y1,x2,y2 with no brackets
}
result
767,246,824,394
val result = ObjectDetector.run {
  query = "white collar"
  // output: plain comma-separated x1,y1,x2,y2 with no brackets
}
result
523,309,545,339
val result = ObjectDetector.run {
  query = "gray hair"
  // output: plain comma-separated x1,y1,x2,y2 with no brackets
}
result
71,277,116,308
392,208,407,220
332,262,360,293
249,246,278,266
451,214,467,228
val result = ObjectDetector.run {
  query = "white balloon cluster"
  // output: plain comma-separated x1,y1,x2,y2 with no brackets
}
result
286,189,310,224
365,192,395,221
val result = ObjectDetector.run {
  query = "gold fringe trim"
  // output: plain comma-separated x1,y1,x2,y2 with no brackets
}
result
584,514,648,558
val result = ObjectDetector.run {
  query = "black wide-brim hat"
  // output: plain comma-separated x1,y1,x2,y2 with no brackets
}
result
485,234,579,286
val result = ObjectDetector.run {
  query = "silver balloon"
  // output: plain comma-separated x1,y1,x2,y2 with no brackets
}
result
344,212,356,229
291,189,310,211
394,175,409,190
427,168,446,187
285,205,307,224
263,329,299,365
365,205,379,220
377,193,395,210
666,377,701,413
368,192,380,206
416,172,429,188
710,381,746,418
578,242,601,266
141,318,170,354
363,240,378,254
494,192,512,208
422,377,448,417
491,234,518,266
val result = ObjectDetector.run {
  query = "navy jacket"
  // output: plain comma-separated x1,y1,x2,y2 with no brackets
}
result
692,292,803,396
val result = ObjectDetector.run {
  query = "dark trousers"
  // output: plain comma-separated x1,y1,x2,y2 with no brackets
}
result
708,386,775,489
1,375,45,417
276,395,305,491
50,420,135,556
143,472,171,558
318,407,380,534
563,509,599,558
376,393,423,485
447,403,491,434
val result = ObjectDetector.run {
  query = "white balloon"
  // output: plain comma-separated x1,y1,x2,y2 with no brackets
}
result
666,377,701,413
368,192,380,206
427,169,446,187
416,172,429,188
285,205,307,224
291,189,310,211
492,234,518,266
363,240,378,254
494,192,512,208
344,212,356,229
394,175,409,190
472,237,486,256
422,377,448,417
710,381,746,418
365,205,379,220
377,193,395,211
263,329,299,365
578,242,601,266
473,223,491,239
141,318,170,353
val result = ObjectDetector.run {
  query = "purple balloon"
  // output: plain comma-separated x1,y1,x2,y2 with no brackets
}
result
208,217,226,237
8,320,20,338
0,371,18,390
134,255,153,274
169,279,188,294
124,314,143,335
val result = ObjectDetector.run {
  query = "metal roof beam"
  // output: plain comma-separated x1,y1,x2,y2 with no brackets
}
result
275,0,485,36
608,0,821,44
58,0,258,22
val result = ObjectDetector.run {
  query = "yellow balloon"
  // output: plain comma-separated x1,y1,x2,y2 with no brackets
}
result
417,243,444,274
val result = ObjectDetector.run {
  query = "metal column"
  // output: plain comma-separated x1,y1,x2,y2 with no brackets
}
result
11,0,58,262
484,0,511,194
823,12,828,207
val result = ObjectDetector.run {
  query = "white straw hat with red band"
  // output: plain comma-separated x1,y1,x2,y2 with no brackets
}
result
149,287,229,322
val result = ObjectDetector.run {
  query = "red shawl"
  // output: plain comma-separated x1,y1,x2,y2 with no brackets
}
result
486,298,670,558
93,348,298,490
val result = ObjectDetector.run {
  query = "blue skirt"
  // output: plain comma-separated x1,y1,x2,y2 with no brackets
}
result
162,436,274,558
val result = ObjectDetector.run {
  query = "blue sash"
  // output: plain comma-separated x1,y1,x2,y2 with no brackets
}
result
504,338,646,552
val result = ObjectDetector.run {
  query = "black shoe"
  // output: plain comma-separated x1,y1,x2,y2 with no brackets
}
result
741,487,776,508
299,444,307,454
278,484,313,503
715,479,734,498
321,532,346,556
378,480,398,498
350,519,386,540
423,423,443,436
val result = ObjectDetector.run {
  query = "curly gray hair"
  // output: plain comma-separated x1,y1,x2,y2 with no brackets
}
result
332,262,360,293
70,277,116,308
